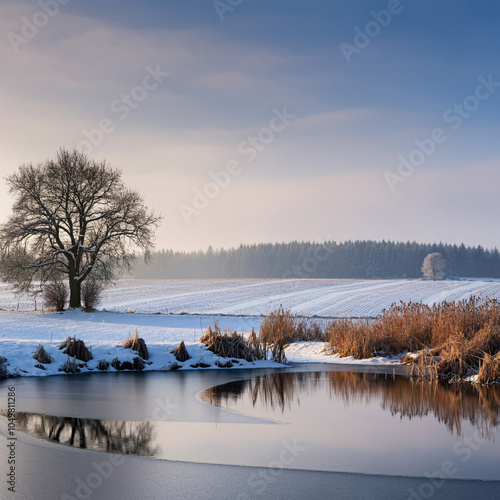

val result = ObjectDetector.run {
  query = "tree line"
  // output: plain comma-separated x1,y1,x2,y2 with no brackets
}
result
130,240,500,279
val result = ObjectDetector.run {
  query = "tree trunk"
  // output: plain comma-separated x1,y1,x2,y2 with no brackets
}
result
69,276,82,308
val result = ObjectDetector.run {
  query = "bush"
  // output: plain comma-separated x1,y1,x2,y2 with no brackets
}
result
81,279,104,310
43,282,68,311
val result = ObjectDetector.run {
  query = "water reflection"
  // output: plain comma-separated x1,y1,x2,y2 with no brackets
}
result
3,412,158,456
202,371,500,437
2,371,500,479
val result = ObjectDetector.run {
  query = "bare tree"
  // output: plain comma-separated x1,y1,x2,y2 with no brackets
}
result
422,253,446,281
0,149,162,308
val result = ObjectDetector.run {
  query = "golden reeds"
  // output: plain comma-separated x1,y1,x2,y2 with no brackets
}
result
326,297,500,383
171,341,191,362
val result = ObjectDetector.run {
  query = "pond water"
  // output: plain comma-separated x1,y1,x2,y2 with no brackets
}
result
3,368,499,482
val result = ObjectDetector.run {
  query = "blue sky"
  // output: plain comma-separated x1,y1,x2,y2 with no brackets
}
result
1,0,499,251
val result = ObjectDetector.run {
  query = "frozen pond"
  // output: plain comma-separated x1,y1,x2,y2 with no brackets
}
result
1,367,500,499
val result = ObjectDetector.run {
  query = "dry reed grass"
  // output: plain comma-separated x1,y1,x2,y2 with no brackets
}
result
199,321,257,361
159,361,181,371
59,336,92,362
171,341,191,362
33,344,54,364
326,297,500,383
478,353,500,384
111,356,144,371
190,356,211,368
258,307,329,363
97,359,110,371
59,356,80,373
215,359,234,368
119,329,150,360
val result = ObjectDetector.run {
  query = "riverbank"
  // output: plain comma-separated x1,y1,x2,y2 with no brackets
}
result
0,310,402,379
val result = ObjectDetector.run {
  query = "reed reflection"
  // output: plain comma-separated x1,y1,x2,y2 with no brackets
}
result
202,371,500,437
6,412,158,456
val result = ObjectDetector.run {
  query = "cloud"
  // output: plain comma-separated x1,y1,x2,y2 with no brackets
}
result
293,108,379,129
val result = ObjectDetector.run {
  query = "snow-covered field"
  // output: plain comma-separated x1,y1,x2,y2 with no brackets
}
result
2,278,500,317
1,278,499,378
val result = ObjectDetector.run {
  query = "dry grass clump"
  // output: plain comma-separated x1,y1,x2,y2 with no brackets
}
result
402,350,438,379
190,356,210,368
33,344,54,364
198,310,325,366
247,328,262,359
478,353,500,384
59,336,92,362
200,321,257,361
171,341,191,362
159,361,181,371
97,359,110,371
120,332,133,348
215,359,233,368
111,356,144,371
59,356,80,374
119,329,150,360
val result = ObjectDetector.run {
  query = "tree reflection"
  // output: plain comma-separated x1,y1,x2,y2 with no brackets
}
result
10,412,159,456
202,371,500,437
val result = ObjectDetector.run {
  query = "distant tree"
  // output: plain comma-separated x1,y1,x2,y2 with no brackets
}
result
0,149,162,308
422,253,446,280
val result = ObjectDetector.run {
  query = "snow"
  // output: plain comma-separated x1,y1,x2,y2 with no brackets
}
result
0,336,283,378
3,277,500,317
0,309,273,378
1,277,498,379
284,341,401,365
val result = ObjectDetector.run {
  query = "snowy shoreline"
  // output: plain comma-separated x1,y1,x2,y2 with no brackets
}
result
0,309,403,379
2,275,499,381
